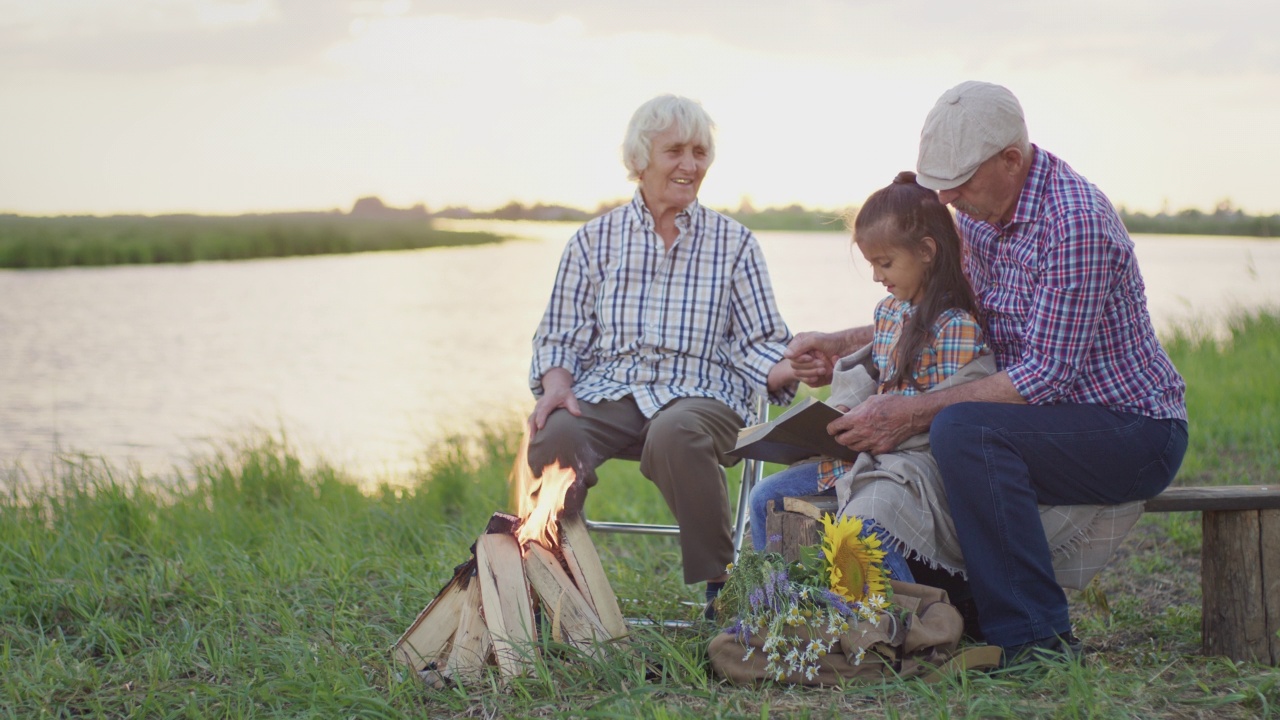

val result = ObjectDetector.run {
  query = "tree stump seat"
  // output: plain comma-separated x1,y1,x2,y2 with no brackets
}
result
764,485,1280,666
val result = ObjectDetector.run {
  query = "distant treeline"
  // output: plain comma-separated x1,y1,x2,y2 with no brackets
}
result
1118,205,1278,238
0,210,502,269
731,203,1280,236
439,199,1279,238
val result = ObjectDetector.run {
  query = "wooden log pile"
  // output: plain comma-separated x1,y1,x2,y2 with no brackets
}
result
393,512,629,686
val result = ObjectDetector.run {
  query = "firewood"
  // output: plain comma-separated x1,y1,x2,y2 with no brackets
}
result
392,559,473,671
475,532,536,681
443,579,493,684
524,542,609,654
560,514,629,640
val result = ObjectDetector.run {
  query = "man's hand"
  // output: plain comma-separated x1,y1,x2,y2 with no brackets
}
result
827,394,923,455
528,367,580,436
785,332,839,387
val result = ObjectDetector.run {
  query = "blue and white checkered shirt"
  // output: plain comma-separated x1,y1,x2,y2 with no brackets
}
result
530,190,795,421
957,146,1187,420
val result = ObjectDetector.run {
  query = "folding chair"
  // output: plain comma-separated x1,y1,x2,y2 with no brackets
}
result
583,394,769,563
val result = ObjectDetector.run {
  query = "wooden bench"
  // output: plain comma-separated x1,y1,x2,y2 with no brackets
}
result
765,485,1280,666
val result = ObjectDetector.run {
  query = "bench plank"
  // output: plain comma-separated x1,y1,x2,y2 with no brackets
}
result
784,486,1280,515
1143,485,1280,512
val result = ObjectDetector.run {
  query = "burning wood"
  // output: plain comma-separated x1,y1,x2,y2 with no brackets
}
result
393,449,629,688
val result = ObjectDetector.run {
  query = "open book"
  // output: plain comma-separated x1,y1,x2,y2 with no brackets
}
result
729,396,859,465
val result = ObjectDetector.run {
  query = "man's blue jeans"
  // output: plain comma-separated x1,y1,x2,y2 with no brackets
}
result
930,402,1188,649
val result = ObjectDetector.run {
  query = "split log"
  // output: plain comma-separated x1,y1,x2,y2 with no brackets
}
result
475,532,536,681
560,514,629,640
443,580,492,684
764,497,827,562
392,559,473,672
524,542,609,654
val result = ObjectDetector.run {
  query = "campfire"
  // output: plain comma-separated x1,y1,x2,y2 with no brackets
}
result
393,435,629,687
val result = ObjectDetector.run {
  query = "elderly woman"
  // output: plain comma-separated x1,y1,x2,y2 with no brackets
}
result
526,94,797,610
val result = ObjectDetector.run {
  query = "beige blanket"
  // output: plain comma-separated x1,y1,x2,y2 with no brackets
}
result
826,344,1142,590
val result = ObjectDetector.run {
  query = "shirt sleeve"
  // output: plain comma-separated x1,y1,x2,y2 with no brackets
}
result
726,233,795,406
529,229,597,396
930,309,986,379
1005,210,1119,404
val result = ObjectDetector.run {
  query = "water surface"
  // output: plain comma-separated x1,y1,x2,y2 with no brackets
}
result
2,222,1275,480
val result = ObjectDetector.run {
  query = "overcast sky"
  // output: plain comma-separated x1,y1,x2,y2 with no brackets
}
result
2,0,1277,216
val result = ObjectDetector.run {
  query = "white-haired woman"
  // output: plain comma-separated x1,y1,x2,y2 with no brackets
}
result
526,95,797,616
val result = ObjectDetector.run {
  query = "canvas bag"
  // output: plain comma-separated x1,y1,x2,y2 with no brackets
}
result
708,580,1000,685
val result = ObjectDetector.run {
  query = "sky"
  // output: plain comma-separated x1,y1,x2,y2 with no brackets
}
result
2,0,1278,217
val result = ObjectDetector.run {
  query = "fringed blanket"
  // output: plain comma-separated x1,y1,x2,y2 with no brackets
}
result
827,345,1142,590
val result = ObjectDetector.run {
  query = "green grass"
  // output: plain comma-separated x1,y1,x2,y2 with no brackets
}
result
2,311,1279,718
0,214,503,268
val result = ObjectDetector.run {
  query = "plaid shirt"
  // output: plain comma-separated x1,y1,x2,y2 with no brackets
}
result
957,147,1186,420
817,298,986,490
530,191,794,421
870,297,986,396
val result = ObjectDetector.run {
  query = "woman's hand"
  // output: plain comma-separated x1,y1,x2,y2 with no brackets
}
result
528,367,581,436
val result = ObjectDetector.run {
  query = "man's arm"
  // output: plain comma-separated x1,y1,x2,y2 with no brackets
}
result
828,370,1025,454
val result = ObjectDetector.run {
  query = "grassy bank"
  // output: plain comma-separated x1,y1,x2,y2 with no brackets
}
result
2,312,1278,718
0,214,503,269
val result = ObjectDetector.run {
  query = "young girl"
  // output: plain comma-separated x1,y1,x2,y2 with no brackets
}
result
748,171,988,582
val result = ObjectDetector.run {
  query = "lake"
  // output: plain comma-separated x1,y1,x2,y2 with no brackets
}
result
3,220,1277,483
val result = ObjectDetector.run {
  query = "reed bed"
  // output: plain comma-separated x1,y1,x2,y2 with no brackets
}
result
0,214,502,269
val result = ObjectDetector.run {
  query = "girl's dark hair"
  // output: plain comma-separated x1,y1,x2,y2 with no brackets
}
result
853,170,982,392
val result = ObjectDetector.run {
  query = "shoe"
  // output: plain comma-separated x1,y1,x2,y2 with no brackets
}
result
953,596,985,642
703,580,724,622
703,598,717,622
999,632,1084,670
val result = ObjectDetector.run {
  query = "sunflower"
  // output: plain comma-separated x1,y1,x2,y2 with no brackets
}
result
820,514,888,602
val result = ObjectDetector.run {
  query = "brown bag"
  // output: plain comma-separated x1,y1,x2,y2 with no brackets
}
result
708,580,1000,685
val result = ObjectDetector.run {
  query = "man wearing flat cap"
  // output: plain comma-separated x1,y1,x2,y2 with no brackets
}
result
788,81,1188,665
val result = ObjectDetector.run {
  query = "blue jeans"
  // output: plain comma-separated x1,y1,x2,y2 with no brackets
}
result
749,462,914,583
930,402,1188,649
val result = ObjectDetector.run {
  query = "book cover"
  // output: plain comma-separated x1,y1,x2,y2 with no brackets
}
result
729,396,859,465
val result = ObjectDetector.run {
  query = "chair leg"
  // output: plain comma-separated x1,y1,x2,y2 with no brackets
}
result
729,395,770,562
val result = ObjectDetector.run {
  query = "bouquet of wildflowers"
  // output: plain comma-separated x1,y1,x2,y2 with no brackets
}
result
715,514,895,682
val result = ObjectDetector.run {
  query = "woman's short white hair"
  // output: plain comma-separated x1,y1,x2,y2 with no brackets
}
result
621,95,716,182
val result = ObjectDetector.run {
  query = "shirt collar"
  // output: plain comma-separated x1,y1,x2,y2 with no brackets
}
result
628,188,701,232
1005,144,1048,228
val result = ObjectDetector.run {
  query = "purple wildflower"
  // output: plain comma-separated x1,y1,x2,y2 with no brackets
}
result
821,589,855,616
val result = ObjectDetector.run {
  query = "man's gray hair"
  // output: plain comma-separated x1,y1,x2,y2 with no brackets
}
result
621,95,716,181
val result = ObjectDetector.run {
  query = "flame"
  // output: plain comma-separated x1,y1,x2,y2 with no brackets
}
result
510,431,577,551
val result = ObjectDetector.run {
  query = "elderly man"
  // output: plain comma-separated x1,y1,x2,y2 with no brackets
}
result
789,81,1187,665
527,94,797,607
